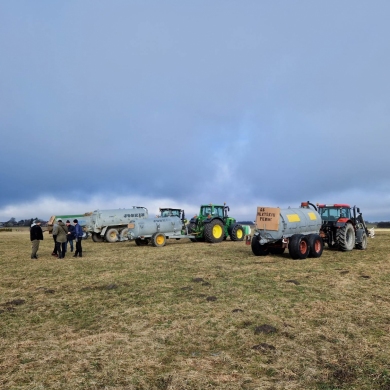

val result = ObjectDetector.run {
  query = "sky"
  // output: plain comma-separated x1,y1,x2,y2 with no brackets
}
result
1,1,389,222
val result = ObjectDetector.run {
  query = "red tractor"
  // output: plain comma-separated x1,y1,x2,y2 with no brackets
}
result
315,203,370,251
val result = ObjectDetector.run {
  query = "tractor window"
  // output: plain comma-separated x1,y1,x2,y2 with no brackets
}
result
320,207,350,220
201,207,212,216
212,207,224,218
340,208,351,218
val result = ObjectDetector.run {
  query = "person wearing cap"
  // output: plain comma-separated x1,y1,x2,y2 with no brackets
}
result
65,220,75,253
52,219,68,259
30,219,43,259
73,219,83,257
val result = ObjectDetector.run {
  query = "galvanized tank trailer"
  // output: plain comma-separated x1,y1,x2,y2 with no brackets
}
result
251,203,323,259
86,207,148,243
127,212,194,247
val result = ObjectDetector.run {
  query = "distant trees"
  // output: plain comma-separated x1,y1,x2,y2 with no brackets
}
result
377,222,390,228
1,218,44,227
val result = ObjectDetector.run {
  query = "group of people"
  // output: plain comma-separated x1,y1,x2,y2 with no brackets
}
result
30,219,84,260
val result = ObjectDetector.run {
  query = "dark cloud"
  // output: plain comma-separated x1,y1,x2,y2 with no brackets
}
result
0,1,389,221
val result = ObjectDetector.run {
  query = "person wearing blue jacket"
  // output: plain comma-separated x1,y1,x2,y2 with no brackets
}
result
73,219,83,257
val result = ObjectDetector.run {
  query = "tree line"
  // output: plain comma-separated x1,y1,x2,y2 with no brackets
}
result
0,218,48,227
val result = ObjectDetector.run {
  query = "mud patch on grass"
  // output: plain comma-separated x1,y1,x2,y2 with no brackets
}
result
6,299,25,306
286,279,300,285
180,286,193,291
192,277,205,283
81,283,119,291
252,343,276,351
0,299,26,313
36,287,55,294
254,324,277,334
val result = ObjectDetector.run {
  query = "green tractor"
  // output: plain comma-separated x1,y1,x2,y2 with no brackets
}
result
188,203,245,243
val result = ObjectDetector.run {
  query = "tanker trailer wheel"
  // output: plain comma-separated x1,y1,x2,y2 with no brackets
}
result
151,233,166,247
204,219,224,243
336,223,355,251
230,224,245,241
307,234,324,258
251,236,270,256
356,231,368,250
288,234,310,259
119,228,129,241
92,233,104,242
105,228,119,243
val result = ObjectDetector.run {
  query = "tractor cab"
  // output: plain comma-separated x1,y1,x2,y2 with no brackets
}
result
318,204,351,221
159,208,184,219
199,205,226,219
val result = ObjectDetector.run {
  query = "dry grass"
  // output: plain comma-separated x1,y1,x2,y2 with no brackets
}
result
1,230,390,389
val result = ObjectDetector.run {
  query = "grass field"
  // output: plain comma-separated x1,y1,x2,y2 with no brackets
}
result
1,230,390,389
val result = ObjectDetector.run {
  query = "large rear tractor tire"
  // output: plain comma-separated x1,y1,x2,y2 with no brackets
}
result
92,233,104,242
336,223,355,251
356,232,368,250
151,233,166,247
230,224,245,241
307,234,324,258
251,236,270,256
288,234,310,260
135,238,149,246
105,228,119,243
204,219,224,243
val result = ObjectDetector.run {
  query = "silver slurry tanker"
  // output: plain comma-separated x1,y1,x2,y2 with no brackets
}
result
87,206,148,243
251,202,323,259
127,213,194,247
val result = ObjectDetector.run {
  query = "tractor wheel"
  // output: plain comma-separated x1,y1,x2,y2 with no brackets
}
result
269,247,285,255
135,238,149,246
105,228,119,243
204,219,224,243
288,234,310,260
119,228,129,241
251,236,269,256
151,233,166,247
336,223,355,251
356,232,368,250
230,224,245,241
307,234,324,258
92,233,104,242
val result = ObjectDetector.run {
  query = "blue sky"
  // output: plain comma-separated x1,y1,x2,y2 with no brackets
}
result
1,1,389,222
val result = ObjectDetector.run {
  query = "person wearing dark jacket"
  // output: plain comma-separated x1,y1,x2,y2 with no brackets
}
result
51,221,58,257
65,220,75,252
73,219,83,257
30,220,43,259
52,219,68,259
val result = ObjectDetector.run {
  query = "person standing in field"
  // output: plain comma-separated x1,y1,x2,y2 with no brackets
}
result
51,220,58,257
52,219,68,259
65,220,75,253
30,219,43,259
73,219,83,257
